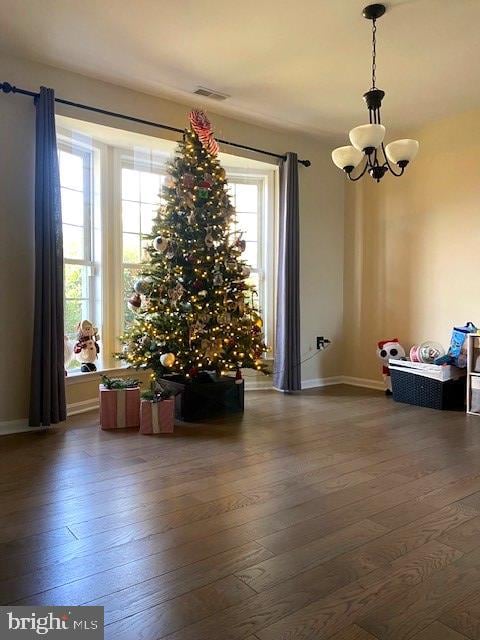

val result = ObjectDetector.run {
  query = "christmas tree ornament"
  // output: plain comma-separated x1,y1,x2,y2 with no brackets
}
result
189,109,220,156
213,272,224,286
255,317,263,328
204,231,214,248
198,187,209,199
165,175,176,188
187,210,196,225
182,173,195,188
203,174,213,187
134,278,151,295
153,236,169,253
160,352,176,367
183,192,195,209
165,244,176,259
128,292,142,311
198,290,208,297
217,312,231,325
242,265,251,277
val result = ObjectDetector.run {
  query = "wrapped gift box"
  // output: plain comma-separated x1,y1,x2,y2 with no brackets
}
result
140,398,175,434
99,385,140,429
158,374,244,422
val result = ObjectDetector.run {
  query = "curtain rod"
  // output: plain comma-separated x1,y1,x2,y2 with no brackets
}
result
0,81,311,167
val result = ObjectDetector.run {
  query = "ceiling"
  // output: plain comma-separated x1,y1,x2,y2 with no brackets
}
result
1,0,479,138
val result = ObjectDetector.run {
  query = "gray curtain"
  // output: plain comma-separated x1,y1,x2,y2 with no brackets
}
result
29,87,66,426
274,152,301,391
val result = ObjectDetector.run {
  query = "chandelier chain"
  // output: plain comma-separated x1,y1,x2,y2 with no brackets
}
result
371,18,377,89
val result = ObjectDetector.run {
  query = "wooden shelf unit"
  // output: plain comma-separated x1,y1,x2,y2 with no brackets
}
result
467,333,480,416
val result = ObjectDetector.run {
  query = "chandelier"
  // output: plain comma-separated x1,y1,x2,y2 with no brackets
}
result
332,4,419,182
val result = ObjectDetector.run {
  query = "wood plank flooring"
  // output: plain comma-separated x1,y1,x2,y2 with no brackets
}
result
2,385,480,639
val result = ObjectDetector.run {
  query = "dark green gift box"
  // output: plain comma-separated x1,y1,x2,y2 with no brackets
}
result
158,374,244,422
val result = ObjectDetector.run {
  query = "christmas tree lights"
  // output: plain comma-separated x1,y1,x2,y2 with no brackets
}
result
117,110,268,381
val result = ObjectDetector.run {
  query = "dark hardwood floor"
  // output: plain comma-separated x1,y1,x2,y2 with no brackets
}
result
2,385,480,639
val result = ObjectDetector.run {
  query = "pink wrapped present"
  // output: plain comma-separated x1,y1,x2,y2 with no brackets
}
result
99,385,140,430
140,398,175,434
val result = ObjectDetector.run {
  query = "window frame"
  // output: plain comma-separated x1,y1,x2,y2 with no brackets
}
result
112,149,169,344
57,121,277,372
225,167,277,351
58,140,97,344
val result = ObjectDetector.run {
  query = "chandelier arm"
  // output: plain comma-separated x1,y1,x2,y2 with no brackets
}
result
347,157,369,181
380,143,404,177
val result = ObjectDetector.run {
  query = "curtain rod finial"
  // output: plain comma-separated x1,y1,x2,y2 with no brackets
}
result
0,82,14,94
300,159,311,167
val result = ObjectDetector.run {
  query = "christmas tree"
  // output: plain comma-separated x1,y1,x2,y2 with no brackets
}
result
118,110,268,381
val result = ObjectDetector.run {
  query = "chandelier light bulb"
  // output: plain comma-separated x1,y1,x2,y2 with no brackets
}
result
331,146,364,172
349,124,386,154
385,139,419,166
331,4,419,182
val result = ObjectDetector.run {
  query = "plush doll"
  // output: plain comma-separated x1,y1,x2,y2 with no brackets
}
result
74,320,100,372
377,338,406,395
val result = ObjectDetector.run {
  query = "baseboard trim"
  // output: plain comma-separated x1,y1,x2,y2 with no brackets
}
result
67,399,99,416
341,376,384,391
0,419,45,436
0,375,384,436
302,376,344,390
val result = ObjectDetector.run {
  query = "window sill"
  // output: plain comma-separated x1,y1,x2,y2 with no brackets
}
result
65,363,142,386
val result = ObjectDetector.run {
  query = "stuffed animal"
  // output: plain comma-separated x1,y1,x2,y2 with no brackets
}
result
377,338,406,395
74,320,100,372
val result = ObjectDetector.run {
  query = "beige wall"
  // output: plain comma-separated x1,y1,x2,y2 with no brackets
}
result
344,109,480,383
0,53,344,422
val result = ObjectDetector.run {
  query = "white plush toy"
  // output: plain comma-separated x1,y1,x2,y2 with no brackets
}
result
74,320,100,372
377,338,406,395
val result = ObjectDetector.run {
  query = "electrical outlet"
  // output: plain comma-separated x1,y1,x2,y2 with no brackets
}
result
316,336,331,350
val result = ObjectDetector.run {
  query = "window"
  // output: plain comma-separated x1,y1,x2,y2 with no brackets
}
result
57,119,277,372
59,145,98,371
119,158,165,331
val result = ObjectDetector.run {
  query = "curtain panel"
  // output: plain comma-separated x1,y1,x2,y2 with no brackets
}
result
273,152,301,391
29,87,66,426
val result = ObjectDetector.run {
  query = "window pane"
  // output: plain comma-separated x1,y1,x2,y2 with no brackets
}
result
64,299,83,337
123,266,140,330
244,273,260,306
246,272,259,292
141,235,152,259
235,183,257,213
141,203,156,234
123,233,140,263
61,187,84,225
236,212,258,242
63,224,84,260
243,241,258,269
59,150,83,190
64,264,88,299
122,168,140,200
122,200,140,233
140,171,161,203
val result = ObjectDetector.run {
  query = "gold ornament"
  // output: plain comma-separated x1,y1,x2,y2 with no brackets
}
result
160,353,176,367
255,317,263,328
